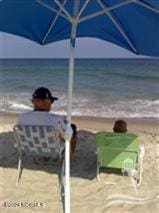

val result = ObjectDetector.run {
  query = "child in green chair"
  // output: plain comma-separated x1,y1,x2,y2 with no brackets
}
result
113,120,127,133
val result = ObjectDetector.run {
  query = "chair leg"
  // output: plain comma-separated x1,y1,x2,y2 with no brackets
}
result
16,156,22,186
59,147,65,197
60,158,65,197
96,150,100,181
58,157,65,197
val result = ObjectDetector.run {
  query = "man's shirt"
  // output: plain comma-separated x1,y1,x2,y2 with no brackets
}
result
17,111,67,136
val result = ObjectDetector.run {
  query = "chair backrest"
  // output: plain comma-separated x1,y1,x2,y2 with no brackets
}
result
96,132,139,152
14,125,64,158
96,132,140,170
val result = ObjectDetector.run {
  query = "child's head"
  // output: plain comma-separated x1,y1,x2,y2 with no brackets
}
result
113,120,127,133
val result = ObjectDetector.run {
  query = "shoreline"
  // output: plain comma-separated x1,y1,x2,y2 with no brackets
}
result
1,111,159,133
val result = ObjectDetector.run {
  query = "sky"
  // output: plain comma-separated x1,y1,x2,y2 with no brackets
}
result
1,32,147,59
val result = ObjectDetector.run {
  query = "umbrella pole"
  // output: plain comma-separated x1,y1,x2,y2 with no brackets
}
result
65,21,77,213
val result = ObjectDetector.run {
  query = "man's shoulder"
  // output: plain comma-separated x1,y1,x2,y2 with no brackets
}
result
17,111,34,124
49,113,67,124
17,111,67,126
50,113,66,119
18,111,33,119
19,111,33,116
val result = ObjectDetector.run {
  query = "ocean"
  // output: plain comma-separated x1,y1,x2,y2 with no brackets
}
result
0,58,159,119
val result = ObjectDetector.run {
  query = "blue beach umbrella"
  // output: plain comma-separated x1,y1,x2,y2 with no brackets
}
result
1,1,159,212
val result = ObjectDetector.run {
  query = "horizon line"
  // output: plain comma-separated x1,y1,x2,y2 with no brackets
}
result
0,57,156,60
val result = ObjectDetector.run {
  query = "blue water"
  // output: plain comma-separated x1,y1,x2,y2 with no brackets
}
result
1,58,159,118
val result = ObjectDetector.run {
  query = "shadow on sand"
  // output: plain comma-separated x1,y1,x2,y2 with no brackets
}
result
0,130,98,180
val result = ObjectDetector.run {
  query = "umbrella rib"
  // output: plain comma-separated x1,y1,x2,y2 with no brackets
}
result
78,0,133,23
76,0,90,19
41,0,67,44
133,0,159,14
55,0,72,21
97,0,138,54
36,0,69,21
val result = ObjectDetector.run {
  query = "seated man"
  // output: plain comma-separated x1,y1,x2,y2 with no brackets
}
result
17,87,77,154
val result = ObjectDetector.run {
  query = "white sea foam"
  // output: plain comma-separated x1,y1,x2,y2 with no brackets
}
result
11,102,32,110
68,99,159,118
1,98,159,119
1,99,32,112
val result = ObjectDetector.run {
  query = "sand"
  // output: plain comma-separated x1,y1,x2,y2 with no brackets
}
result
0,112,159,213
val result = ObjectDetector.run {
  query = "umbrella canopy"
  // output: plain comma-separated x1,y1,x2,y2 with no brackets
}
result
1,1,159,213
1,0,159,56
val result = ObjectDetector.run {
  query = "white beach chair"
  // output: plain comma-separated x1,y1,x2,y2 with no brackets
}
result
13,125,65,200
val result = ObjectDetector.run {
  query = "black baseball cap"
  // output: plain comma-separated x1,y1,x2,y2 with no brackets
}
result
32,87,58,103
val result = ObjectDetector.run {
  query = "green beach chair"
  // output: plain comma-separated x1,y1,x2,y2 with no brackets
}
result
13,125,65,202
95,132,144,184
